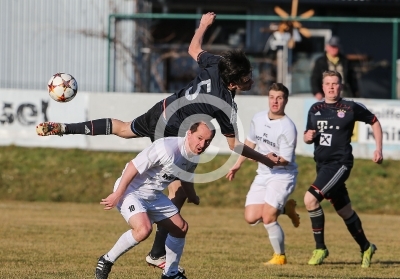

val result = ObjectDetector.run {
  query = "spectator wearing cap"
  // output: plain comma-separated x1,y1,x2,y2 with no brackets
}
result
310,36,359,100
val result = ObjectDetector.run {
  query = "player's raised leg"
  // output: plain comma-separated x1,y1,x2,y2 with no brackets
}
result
36,118,138,138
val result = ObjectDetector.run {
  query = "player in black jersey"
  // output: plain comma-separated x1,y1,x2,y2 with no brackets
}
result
303,70,383,268
36,12,280,272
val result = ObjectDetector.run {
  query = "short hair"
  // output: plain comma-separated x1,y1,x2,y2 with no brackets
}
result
322,70,343,83
189,121,216,138
268,83,289,99
218,50,252,85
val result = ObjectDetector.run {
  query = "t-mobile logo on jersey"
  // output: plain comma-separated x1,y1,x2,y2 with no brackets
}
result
317,121,328,132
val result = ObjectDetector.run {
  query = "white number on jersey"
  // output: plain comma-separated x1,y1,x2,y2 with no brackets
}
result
185,79,211,101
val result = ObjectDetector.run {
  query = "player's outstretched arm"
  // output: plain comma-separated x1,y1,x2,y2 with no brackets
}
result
371,120,383,164
225,137,275,168
188,12,216,61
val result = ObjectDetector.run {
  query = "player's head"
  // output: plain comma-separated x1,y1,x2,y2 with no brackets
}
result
267,83,289,115
186,121,216,155
218,50,253,92
322,70,343,102
268,83,289,99
322,70,343,84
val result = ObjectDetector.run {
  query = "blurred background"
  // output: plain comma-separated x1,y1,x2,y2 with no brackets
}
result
1,0,400,99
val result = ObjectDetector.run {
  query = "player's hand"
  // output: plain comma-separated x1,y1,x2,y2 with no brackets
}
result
266,152,280,164
187,195,200,205
304,130,317,143
373,150,383,164
226,164,241,181
100,192,121,210
200,12,216,27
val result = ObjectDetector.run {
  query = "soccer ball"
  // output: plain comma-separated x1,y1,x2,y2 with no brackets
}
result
48,73,78,102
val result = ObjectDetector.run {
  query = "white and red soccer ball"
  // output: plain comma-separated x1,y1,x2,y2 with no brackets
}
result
48,73,78,102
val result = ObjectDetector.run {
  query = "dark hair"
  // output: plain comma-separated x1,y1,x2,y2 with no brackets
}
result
218,50,252,85
322,70,343,83
189,121,216,138
268,83,289,99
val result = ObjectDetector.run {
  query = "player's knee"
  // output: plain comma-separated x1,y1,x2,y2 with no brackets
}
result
170,220,188,238
132,224,153,241
181,220,189,236
244,210,261,224
244,215,259,224
262,215,277,224
304,189,322,210
112,119,135,138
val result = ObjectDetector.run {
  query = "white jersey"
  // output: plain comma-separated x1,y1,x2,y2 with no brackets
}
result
247,110,298,175
114,137,199,200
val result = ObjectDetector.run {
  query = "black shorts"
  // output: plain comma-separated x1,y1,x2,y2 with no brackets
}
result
310,162,352,206
131,101,179,142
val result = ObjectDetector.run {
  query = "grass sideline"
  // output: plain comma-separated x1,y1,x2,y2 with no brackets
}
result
1,201,400,279
1,145,399,214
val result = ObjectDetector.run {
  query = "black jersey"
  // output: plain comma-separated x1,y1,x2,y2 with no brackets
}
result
163,52,237,137
305,98,377,166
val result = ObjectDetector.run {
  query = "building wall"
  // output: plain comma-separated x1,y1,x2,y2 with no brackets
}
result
0,0,137,93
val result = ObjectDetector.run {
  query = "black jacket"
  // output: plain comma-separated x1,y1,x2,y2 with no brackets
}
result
310,53,358,97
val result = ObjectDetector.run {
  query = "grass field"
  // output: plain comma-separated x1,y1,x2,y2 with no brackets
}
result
1,201,399,279
1,146,400,214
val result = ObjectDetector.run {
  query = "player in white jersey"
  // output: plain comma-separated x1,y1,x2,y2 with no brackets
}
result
226,83,298,265
95,121,215,279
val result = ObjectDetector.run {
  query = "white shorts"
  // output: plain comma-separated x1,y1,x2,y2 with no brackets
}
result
245,173,297,211
117,192,179,223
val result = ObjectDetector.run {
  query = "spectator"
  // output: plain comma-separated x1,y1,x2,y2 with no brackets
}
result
310,36,358,100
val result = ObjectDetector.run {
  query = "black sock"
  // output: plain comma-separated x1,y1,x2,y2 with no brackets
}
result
65,118,112,135
149,225,169,258
344,211,369,251
308,206,326,249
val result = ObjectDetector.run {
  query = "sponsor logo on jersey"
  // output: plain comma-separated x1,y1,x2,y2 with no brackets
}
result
337,109,346,118
315,111,321,116
317,120,328,132
255,133,276,147
162,173,175,181
320,133,332,146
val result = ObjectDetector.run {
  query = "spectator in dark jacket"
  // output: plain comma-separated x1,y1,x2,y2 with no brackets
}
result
310,36,359,100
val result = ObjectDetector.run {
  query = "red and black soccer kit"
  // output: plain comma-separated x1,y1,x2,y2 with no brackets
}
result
131,52,238,142
305,98,377,208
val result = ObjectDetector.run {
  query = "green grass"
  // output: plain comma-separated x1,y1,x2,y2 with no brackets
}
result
0,201,399,279
1,145,399,214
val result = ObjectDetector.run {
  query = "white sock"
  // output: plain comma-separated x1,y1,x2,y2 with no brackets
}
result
264,222,285,254
163,235,185,276
104,230,139,263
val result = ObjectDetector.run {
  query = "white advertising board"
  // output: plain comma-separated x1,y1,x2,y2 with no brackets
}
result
1,89,399,160
0,89,88,148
